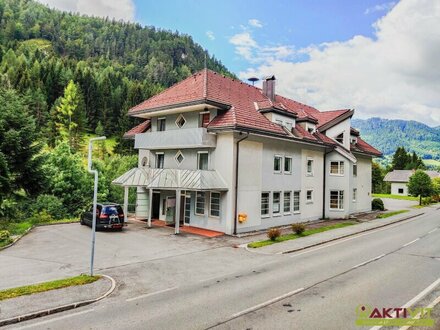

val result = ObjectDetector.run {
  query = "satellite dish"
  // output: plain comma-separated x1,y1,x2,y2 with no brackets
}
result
248,77,259,86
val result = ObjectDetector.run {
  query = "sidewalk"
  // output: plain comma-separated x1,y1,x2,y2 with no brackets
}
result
0,275,114,326
244,210,425,255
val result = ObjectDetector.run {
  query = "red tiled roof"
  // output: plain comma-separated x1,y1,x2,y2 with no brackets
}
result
292,124,318,141
123,120,151,138
351,137,382,156
314,109,352,128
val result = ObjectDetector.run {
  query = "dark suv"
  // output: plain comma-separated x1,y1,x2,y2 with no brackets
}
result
80,203,125,230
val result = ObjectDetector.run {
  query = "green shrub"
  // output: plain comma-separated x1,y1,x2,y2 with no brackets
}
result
291,223,306,235
34,195,65,219
267,228,281,241
372,198,385,211
29,210,55,224
422,197,432,205
0,230,10,241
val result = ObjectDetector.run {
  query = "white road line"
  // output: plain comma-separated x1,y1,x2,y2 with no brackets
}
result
289,219,417,258
352,254,386,269
399,294,440,330
402,238,420,247
126,286,177,302
370,277,440,330
231,288,304,319
428,228,438,234
15,309,94,329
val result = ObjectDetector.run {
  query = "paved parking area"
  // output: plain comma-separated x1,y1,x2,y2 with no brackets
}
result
382,197,418,210
0,221,273,299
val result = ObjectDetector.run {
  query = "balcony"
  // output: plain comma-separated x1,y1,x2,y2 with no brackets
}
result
134,127,216,150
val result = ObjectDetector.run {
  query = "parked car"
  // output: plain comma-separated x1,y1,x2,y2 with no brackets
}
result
80,203,125,230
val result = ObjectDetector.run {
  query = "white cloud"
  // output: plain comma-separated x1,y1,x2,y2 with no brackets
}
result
365,1,396,14
248,19,263,28
206,31,215,41
236,0,440,126
36,0,135,21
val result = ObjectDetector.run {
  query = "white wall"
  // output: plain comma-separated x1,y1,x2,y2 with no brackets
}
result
391,182,408,195
354,156,372,212
326,151,350,218
301,148,324,221
325,118,351,149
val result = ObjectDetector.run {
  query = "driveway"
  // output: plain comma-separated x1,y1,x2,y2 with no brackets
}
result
0,221,274,298
382,197,418,210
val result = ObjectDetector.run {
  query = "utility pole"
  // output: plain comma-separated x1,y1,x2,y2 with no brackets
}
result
87,136,106,276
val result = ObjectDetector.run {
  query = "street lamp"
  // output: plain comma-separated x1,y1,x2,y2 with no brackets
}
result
87,136,106,276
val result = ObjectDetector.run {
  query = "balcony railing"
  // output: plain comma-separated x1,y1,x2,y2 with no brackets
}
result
134,127,216,150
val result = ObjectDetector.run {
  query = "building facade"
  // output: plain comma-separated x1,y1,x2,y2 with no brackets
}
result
113,70,382,235
384,170,440,195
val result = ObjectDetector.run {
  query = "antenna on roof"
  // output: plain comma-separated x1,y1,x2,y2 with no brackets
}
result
248,77,259,86
204,51,207,70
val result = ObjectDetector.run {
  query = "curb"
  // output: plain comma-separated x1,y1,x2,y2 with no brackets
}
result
243,212,424,255
0,274,116,327
281,212,424,254
0,226,34,252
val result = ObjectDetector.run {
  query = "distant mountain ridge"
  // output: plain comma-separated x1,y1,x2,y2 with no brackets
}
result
352,118,440,161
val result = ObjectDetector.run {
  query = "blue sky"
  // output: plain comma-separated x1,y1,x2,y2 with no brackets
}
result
37,0,440,125
134,0,393,73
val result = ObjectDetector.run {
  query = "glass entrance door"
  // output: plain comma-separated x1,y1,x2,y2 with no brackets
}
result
184,195,191,225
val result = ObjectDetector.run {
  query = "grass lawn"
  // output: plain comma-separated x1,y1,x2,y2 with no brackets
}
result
377,210,409,219
0,238,13,248
248,222,356,248
0,274,100,301
372,194,418,201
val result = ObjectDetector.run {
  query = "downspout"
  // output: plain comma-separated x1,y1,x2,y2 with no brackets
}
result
233,132,249,235
322,148,333,220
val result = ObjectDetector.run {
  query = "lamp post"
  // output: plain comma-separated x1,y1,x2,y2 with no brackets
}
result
87,136,106,276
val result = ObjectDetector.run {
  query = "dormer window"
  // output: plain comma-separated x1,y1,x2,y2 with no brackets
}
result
175,114,186,128
157,118,166,131
350,136,357,144
335,133,344,144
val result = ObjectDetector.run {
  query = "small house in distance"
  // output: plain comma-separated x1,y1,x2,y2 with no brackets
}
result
384,170,440,195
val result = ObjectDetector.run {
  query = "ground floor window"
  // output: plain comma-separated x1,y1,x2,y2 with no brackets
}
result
209,192,220,217
284,191,291,213
330,190,344,210
353,188,357,202
273,192,281,215
306,190,313,203
398,188,404,194
195,191,206,215
261,192,270,216
293,191,300,212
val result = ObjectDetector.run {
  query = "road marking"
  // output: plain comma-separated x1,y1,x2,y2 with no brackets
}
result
126,286,177,302
428,228,438,234
231,288,304,319
402,238,420,247
370,277,440,330
15,309,94,329
399,293,440,330
352,254,385,269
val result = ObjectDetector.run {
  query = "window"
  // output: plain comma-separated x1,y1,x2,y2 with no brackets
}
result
330,161,345,175
157,118,166,131
174,150,184,166
306,190,313,203
275,119,283,126
398,188,404,194
284,157,292,174
199,112,210,128
141,156,149,167
195,192,206,215
156,153,164,168
197,152,209,170
307,159,314,175
353,164,357,176
335,133,344,144
274,155,282,173
209,192,220,217
284,191,291,214
261,192,270,216
273,192,281,215
175,114,186,128
330,190,344,210
353,188,357,202
293,191,300,213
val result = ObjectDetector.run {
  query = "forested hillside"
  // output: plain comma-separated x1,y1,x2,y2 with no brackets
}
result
0,0,234,235
352,118,440,163
0,0,232,142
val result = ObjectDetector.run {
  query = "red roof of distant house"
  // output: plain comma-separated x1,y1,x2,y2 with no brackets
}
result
127,69,380,156
123,120,151,138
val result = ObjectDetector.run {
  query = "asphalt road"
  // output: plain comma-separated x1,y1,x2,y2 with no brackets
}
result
6,208,440,330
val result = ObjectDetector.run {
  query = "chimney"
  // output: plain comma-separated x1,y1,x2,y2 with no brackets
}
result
262,75,276,101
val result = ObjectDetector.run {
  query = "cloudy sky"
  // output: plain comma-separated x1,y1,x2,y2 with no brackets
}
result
36,0,440,126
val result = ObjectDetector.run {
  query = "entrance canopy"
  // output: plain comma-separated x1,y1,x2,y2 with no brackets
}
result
112,168,228,191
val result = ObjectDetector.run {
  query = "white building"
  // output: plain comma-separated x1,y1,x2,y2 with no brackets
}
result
113,70,382,235
384,170,440,195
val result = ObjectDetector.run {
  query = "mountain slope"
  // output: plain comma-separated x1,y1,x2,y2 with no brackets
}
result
352,118,440,161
